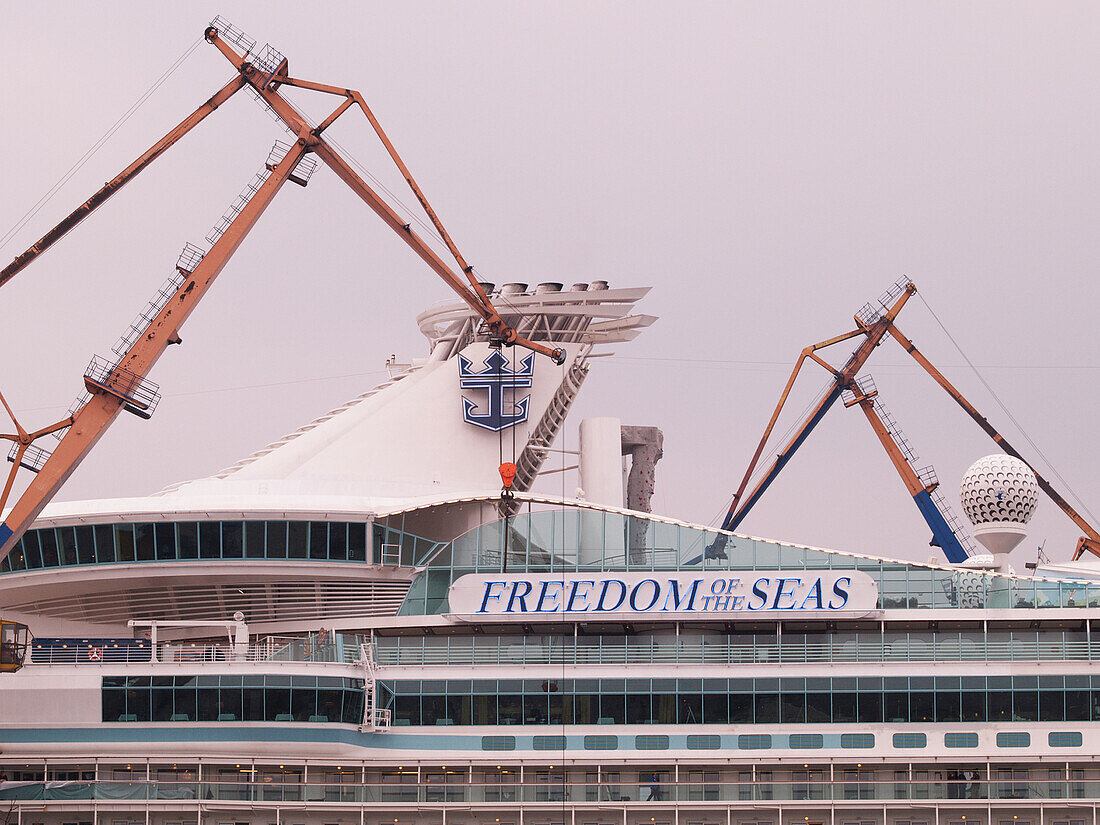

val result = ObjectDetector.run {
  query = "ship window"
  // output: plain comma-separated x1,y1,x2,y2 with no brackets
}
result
177,523,199,559
482,735,516,751
831,690,857,722
840,733,874,748
17,533,39,569
996,731,1030,747
347,522,367,561
309,522,328,559
686,734,721,750
288,522,308,558
788,733,823,749
944,732,979,748
267,522,288,558
328,523,348,560
892,732,926,748
1048,731,1082,747
533,735,566,750
634,734,669,750
737,734,771,750
221,522,243,558
583,735,618,750
39,528,59,567
154,524,177,560
104,675,364,724
245,522,266,558
93,523,114,562
57,526,79,565
133,524,155,561
199,522,220,559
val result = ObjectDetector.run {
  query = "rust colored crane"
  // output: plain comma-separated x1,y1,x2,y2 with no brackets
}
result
0,18,565,564
704,279,1100,562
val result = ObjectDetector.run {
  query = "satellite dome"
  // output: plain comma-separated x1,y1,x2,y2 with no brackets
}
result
959,454,1039,526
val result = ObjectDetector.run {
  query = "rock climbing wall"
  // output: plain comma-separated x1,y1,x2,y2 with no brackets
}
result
622,425,663,562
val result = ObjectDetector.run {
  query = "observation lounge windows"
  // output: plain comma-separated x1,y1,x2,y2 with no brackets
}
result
0,518,414,572
103,675,364,724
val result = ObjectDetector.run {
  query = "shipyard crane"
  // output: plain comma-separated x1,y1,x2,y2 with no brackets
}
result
704,279,1100,563
0,17,566,565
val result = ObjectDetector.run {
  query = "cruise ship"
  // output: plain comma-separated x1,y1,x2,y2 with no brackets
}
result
4,18,1100,825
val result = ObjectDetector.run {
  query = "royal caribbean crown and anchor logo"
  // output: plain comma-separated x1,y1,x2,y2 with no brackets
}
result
458,350,535,432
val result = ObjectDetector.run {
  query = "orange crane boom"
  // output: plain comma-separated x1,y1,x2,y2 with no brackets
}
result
0,19,565,564
708,280,1100,563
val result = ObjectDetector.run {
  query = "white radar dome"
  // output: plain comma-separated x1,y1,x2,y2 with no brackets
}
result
959,454,1039,560
959,454,1039,526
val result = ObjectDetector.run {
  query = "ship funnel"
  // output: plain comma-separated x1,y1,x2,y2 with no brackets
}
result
500,283,528,295
535,282,563,293
590,280,609,290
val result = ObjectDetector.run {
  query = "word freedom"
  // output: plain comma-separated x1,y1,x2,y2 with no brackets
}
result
460,573,872,617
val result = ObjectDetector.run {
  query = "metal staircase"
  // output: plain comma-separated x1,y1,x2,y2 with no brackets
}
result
919,466,980,557
512,346,592,493
844,376,979,558
356,641,391,731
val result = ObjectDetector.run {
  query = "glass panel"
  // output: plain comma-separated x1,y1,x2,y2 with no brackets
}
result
199,522,220,559
309,522,328,559
177,522,199,559
288,522,308,558
245,521,266,558
267,521,288,558
154,523,177,561
222,522,243,558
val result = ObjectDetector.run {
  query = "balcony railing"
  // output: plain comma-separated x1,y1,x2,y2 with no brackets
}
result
27,634,363,666
0,778,1094,804
374,636,1100,667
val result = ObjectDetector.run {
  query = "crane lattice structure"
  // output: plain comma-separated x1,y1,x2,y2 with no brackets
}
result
706,279,1100,563
0,17,566,564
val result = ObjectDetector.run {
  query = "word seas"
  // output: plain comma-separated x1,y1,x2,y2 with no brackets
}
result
448,571,877,619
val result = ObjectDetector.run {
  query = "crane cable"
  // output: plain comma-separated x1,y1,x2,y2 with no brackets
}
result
0,36,203,257
917,292,1099,526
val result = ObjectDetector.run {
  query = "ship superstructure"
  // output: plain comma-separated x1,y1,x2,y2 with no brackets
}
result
5,282,1100,825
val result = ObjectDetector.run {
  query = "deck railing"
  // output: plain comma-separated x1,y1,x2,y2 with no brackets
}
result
27,633,365,666
0,778,1094,804
374,636,1100,667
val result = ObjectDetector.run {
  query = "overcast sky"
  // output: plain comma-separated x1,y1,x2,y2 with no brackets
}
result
1,2,1096,567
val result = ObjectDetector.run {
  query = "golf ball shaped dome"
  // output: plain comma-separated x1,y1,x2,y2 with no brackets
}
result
959,454,1039,526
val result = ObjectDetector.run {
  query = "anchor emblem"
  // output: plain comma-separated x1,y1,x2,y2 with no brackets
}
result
458,350,535,432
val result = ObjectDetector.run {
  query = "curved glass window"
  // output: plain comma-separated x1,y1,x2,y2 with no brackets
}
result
1,520,441,574
400,505,1100,614
101,675,364,724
